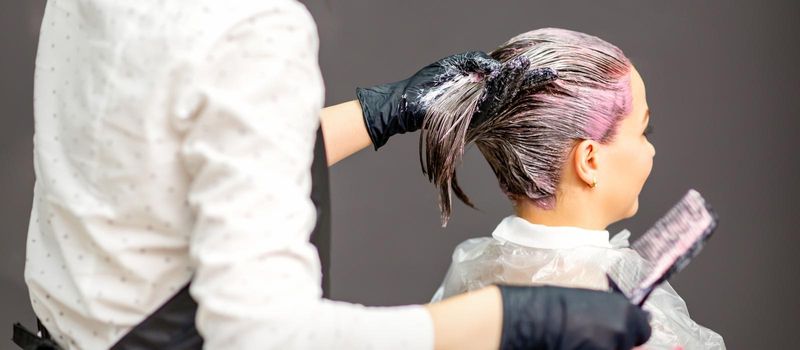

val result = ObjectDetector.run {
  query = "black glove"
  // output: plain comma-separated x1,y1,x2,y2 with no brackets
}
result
499,285,652,350
355,51,499,150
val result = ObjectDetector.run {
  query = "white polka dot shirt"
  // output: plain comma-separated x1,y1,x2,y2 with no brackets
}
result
26,1,434,349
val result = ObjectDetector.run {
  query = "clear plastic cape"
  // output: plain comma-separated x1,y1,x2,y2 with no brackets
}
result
431,220,725,350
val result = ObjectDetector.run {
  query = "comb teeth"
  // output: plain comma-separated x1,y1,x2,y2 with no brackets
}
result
633,190,713,262
613,189,719,306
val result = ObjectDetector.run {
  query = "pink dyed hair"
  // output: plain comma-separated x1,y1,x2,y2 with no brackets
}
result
420,28,633,226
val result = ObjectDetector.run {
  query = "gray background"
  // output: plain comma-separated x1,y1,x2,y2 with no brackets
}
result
3,0,798,348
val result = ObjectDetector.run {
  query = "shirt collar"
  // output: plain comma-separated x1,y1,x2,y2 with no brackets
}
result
490,215,612,249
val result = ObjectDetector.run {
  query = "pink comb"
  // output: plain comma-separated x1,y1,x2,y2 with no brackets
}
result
608,189,719,306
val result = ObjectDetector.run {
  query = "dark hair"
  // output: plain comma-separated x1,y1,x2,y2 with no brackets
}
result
420,28,632,226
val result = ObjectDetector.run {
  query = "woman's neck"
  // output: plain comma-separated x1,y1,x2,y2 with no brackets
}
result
513,197,608,231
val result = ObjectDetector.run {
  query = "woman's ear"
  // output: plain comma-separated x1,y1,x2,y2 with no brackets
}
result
572,139,600,188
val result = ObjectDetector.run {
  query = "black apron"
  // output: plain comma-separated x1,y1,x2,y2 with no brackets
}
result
13,128,332,350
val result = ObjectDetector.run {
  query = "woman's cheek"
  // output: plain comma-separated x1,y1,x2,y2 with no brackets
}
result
641,147,654,184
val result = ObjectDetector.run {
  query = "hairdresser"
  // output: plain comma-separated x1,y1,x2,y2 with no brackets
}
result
16,1,650,349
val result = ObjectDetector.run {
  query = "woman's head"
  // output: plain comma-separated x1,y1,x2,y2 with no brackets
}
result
421,27,655,227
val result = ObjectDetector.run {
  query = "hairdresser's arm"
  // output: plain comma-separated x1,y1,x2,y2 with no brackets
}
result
320,100,372,166
429,285,652,350
183,7,439,349
426,286,503,350
321,51,503,166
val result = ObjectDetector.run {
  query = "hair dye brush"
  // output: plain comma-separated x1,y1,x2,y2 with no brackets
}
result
608,189,719,307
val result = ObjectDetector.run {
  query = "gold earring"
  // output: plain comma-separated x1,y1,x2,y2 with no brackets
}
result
591,176,597,188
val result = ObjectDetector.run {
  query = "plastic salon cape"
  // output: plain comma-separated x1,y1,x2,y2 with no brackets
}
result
432,216,725,350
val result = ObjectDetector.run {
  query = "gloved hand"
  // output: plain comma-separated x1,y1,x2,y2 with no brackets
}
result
355,51,499,150
499,285,652,350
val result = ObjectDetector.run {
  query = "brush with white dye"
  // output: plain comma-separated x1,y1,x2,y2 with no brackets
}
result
608,189,719,306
